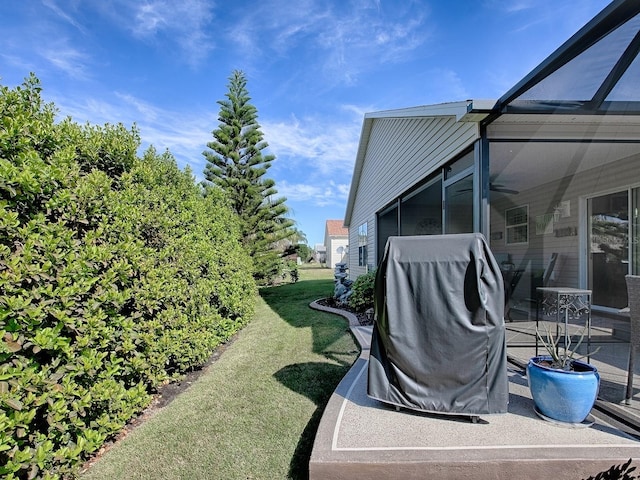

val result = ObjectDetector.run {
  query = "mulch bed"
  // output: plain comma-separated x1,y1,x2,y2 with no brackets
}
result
315,297,373,326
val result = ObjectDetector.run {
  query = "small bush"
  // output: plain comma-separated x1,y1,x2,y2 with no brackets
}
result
348,269,376,312
288,262,299,283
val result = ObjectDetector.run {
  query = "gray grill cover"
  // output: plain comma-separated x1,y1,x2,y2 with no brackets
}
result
367,234,508,415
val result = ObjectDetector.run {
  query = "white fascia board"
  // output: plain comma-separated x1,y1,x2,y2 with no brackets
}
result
363,99,497,122
460,99,498,122
364,101,469,121
344,117,371,227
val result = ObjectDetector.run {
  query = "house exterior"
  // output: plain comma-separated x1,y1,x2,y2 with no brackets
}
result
324,220,349,268
314,243,327,264
345,0,640,319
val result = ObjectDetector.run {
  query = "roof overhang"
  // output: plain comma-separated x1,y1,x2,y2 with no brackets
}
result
344,100,493,227
362,100,496,123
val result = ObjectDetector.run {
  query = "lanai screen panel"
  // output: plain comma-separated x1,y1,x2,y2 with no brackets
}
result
500,1,640,113
367,234,508,415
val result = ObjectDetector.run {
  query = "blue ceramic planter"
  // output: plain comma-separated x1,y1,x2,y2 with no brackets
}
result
527,356,600,424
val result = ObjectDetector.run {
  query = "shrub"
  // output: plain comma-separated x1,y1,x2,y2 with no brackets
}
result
0,76,145,479
287,262,299,283
118,147,255,377
348,269,376,312
0,76,255,479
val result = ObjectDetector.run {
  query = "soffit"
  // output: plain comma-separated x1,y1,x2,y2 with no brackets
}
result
488,113,640,140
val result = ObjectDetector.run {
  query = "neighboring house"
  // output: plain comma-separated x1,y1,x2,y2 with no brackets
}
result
345,0,640,318
324,220,349,268
314,243,326,264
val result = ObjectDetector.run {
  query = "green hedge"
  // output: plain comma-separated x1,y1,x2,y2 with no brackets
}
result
0,75,256,479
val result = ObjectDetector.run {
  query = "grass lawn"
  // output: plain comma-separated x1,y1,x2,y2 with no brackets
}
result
80,264,358,480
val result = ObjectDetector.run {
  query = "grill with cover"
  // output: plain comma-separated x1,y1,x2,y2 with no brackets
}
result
367,233,508,416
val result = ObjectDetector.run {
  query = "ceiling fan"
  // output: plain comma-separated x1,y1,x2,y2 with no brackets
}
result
457,176,519,195
489,183,519,195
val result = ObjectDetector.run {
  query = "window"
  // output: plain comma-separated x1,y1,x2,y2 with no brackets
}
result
444,150,474,179
377,205,398,262
358,223,368,267
445,174,473,234
505,205,529,244
401,177,442,235
443,151,475,234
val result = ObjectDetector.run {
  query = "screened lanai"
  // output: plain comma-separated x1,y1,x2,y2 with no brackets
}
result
486,0,640,314
484,1,640,402
345,0,640,406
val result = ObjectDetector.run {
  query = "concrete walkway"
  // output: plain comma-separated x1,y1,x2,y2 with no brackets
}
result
309,301,640,480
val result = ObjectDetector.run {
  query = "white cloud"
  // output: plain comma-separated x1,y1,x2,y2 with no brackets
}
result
114,92,161,122
336,183,350,197
262,110,362,176
6,0,216,72
42,0,87,33
261,107,363,208
137,117,214,174
50,89,363,188
40,41,90,79
0,3,92,82
277,179,350,207
485,0,533,14
56,96,123,125
426,68,470,103
134,3,168,35
107,0,216,67
224,0,430,86
315,5,429,86
0,9,92,81
0,53,37,75
53,91,216,175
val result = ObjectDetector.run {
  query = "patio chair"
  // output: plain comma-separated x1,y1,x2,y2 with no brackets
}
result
507,253,558,321
625,275,640,404
502,264,523,321
533,252,559,293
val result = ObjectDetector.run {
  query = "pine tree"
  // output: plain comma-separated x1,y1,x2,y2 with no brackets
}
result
203,70,294,283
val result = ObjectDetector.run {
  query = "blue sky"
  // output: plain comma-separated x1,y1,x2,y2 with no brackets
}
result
0,0,611,247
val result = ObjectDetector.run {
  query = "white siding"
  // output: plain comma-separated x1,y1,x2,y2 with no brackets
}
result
348,216,376,279
347,116,479,278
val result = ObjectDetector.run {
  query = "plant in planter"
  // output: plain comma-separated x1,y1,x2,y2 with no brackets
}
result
527,323,600,424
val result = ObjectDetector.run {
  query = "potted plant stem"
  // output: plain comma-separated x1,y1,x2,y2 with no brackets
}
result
527,322,600,424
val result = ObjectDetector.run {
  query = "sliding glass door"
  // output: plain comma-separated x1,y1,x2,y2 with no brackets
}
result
444,174,474,234
587,189,631,308
443,151,474,235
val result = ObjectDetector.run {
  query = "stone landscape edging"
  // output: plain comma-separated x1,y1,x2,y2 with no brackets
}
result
309,299,360,327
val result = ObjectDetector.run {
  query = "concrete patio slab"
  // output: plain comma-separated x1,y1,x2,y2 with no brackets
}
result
310,323,640,480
